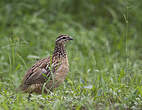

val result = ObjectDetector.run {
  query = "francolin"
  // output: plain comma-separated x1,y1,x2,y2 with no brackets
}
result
19,35,73,94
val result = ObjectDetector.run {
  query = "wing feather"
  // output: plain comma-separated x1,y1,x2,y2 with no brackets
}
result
20,57,51,90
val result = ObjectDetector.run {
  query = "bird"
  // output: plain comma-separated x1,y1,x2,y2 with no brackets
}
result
19,34,73,95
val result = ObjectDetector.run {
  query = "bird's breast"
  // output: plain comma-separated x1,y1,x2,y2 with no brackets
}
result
55,57,69,82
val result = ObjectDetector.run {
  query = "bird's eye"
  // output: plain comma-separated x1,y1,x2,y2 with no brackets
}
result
62,37,66,39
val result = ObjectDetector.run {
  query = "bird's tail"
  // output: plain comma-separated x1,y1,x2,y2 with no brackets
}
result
15,84,27,93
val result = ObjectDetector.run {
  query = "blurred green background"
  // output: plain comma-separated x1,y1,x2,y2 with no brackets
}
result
0,0,142,109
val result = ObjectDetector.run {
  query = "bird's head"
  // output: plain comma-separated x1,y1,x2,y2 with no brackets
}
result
56,34,73,44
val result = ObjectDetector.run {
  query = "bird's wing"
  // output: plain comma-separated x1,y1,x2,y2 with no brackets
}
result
22,57,51,86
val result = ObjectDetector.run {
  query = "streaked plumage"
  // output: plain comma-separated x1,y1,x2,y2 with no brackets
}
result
19,35,73,94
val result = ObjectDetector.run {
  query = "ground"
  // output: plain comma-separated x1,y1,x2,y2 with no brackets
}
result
0,0,142,110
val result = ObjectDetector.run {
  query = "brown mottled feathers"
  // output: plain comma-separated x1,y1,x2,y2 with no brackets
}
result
19,35,73,94
20,57,51,91
19,56,62,92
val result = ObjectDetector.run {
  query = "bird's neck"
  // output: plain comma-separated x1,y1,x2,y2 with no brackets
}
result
52,43,66,59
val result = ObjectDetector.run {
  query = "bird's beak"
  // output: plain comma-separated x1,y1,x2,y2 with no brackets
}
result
68,36,73,40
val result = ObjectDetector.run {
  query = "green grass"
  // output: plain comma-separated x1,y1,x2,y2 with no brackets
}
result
0,0,142,110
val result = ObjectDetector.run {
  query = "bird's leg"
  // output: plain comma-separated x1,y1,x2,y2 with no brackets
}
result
28,92,32,101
